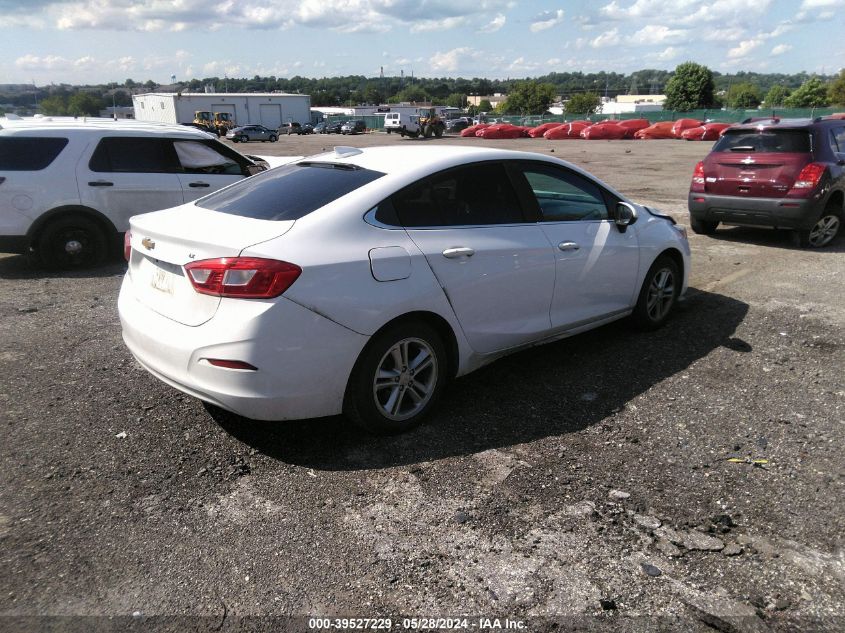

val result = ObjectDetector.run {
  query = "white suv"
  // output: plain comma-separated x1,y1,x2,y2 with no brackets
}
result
0,117,267,269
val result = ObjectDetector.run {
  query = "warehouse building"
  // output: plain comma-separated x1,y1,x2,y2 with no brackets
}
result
132,92,311,128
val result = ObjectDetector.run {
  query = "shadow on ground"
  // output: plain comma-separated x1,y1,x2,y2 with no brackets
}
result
209,287,748,470
703,226,845,253
0,254,126,280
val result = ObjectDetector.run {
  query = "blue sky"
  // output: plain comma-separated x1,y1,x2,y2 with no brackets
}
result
0,1,843,85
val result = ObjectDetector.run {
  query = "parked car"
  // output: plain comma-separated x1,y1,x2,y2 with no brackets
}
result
279,122,304,136
446,118,470,133
301,123,315,135
0,117,267,269
226,125,278,143
119,145,690,434
689,116,845,247
341,120,366,135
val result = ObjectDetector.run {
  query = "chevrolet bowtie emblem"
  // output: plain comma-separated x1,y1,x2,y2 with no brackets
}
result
141,237,155,250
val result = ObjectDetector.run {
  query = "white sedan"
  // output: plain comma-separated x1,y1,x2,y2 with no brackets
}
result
119,146,690,434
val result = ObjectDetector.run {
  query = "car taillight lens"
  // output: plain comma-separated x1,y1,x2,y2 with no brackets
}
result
185,257,301,299
124,231,132,262
690,161,706,193
787,162,826,197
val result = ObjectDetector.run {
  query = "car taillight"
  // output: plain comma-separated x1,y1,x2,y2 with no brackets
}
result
184,257,301,299
787,162,826,197
124,231,132,262
690,161,706,193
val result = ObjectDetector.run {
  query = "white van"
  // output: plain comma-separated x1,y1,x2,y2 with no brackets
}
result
384,112,420,135
0,117,268,269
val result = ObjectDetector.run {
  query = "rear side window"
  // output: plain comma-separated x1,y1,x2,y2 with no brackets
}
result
89,137,179,173
713,130,812,153
390,162,524,227
0,137,68,171
173,140,243,175
829,127,845,154
196,162,385,221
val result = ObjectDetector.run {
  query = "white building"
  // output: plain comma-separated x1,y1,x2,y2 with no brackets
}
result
132,92,311,128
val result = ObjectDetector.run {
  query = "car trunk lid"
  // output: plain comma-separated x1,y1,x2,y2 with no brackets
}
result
127,203,293,326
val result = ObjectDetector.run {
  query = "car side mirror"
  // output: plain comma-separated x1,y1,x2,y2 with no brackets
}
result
615,202,638,233
245,164,265,176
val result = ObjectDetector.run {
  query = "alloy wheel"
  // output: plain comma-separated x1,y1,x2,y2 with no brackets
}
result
372,337,438,422
808,214,840,247
646,268,675,322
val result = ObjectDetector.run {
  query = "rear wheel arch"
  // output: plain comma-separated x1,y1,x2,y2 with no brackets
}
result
825,189,844,213
363,311,460,380
28,205,118,246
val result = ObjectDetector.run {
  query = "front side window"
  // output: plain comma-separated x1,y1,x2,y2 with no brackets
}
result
196,161,385,221
519,164,609,222
89,137,178,173
0,137,68,171
390,162,524,227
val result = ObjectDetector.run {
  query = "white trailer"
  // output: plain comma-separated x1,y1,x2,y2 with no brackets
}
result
132,93,312,128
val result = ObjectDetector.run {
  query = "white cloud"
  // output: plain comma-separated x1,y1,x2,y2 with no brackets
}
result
599,0,772,26
628,24,687,44
530,9,564,32
727,38,763,59
646,47,681,62
771,44,793,56
410,16,467,33
429,47,472,73
590,28,620,48
479,13,505,33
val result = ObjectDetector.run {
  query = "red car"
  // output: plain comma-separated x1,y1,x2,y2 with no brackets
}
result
688,116,845,247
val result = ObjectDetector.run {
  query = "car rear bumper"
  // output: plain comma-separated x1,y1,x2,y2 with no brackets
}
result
688,193,821,230
118,274,368,421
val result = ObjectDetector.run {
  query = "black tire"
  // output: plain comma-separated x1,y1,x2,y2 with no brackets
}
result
38,215,107,270
631,255,680,330
690,217,718,235
231,137,239,143
240,135,248,143
344,321,447,435
269,135,277,142
434,126,443,139
792,206,842,248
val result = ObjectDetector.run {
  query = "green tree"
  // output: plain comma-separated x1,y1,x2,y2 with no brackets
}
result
39,95,68,115
764,84,791,106
664,62,715,111
726,82,761,109
498,81,556,114
785,77,829,107
828,70,845,106
67,92,104,116
565,92,601,115
478,99,493,112
395,85,429,103
445,92,466,108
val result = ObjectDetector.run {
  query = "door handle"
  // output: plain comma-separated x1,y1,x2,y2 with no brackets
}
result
558,241,580,251
442,247,475,259
88,180,114,187
188,182,211,188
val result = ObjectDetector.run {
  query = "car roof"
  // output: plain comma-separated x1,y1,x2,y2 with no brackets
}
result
298,145,628,200
0,116,216,139
726,117,832,132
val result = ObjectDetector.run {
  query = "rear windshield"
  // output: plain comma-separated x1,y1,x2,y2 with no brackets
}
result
196,161,385,221
0,137,69,170
713,130,812,153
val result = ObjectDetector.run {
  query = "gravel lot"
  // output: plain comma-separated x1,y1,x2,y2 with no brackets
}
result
1,132,843,632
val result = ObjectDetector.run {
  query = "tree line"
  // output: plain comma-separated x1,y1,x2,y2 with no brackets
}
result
3,65,843,118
